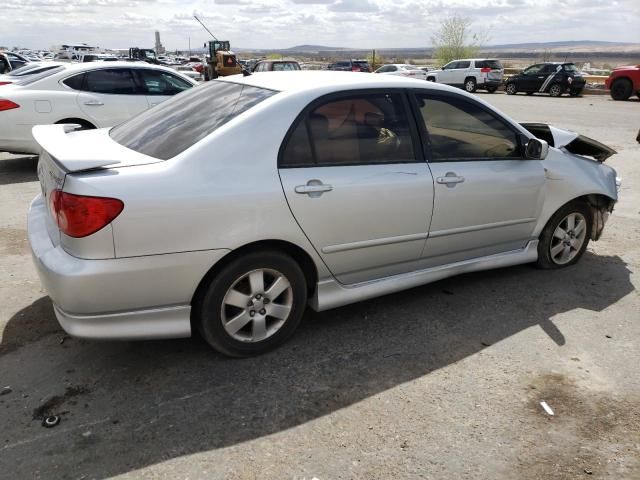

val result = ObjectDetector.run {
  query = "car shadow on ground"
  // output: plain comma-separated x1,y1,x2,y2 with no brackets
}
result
0,154,39,185
0,252,633,478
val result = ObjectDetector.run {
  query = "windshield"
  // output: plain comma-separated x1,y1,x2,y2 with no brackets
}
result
400,65,417,70
110,81,276,160
563,64,579,73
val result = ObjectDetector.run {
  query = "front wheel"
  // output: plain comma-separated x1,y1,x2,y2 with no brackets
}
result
195,251,307,357
505,83,517,95
536,202,592,269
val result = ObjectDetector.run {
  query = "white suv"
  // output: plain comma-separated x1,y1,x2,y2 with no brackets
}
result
426,59,504,93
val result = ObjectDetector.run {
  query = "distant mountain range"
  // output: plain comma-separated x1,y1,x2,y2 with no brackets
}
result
234,40,640,55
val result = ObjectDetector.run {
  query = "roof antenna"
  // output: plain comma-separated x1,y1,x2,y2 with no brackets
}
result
193,14,251,76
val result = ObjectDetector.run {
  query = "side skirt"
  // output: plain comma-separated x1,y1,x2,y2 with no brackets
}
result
310,240,539,311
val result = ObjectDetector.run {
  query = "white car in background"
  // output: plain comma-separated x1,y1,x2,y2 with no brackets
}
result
374,64,427,80
426,59,504,93
0,62,196,154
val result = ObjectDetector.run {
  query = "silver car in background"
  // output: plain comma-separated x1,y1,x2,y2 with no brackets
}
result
28,71,619,357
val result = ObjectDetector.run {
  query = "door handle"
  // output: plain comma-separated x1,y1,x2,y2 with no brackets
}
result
436,172,465,188
83,100,104,106
295,180,333,197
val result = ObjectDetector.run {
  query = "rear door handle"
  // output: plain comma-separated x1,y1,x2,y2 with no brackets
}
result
436,172,465,187
83,100,104,106
295,180,333,197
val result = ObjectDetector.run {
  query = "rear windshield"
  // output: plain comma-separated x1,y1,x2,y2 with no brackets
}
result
476,60,502,69
110,80,275,160
7,63,53,76
13,66,65,85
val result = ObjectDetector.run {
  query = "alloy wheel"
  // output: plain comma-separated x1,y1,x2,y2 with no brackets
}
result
549,84,562,97
221,268,293,342
549,212,587,265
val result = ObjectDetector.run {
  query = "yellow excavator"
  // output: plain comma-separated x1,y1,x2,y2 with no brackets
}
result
203,40,241,80
194,16,242,80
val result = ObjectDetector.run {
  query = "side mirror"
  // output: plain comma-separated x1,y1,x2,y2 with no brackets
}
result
525,138,549,160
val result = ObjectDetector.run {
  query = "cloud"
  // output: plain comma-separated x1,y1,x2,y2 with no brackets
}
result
328,0,378,12
1,0,638,51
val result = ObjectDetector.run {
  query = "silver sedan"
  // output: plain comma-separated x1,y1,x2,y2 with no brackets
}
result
28,71,619,356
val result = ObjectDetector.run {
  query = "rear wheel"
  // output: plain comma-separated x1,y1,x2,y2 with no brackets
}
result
464,77,477,93
610,78,632,101
536,202,592,269
505,83,517,95
548,83,563,97
195,250,307,357
54,119,95,130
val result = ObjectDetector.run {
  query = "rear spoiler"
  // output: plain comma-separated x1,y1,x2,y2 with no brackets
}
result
32,124,122,172
520,122,616,162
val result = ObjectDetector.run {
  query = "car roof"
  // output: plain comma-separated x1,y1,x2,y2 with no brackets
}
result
50,61,183,74
219,70,452,93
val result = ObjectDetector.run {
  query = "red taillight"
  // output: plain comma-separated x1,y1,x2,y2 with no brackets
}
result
49,190,124,238
480,67,491,73
0,81,13,86
0,99,19,111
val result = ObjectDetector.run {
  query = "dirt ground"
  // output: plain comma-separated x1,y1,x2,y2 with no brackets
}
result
0,92,639,480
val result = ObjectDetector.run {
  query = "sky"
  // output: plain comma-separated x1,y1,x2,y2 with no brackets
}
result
2,0,640,51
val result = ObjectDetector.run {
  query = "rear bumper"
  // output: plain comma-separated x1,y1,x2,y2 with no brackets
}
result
481,79,502,88
28,194,230,340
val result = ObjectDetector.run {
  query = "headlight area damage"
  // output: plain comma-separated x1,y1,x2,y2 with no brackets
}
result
520,122,616,162
521,122,617,241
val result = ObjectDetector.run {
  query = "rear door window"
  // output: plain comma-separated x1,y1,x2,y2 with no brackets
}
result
110,81,275,160
279,92,417,167
83,68,138,94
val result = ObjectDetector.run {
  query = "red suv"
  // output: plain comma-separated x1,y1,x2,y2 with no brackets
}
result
605,64,640,101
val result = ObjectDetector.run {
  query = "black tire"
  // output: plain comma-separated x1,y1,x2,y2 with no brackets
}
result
195,250,307,357
486,86,497,93
536,201,592,269
505,83,517,95
610,78,632,101
427,77,435,82
548,83,563,97
569,89,583,97
464,77,477,93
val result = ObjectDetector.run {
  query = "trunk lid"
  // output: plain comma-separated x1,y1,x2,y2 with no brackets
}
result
520,122,616,162
32,124,161,173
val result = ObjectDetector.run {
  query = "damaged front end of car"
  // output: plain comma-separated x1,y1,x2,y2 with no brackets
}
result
520,122,617,162
521,122,620,241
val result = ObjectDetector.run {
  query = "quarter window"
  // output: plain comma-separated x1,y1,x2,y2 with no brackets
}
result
135,69,193,95
415,94,520,161
280,93,416,167
63,73,85,90
83,68,137,94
